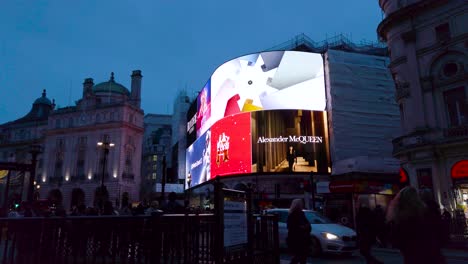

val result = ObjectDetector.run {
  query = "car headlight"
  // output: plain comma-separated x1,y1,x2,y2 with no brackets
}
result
321,232,339,240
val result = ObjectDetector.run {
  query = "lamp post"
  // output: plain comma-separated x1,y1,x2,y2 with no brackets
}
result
96,140,114,211
27,145,42,203
161,155,167,201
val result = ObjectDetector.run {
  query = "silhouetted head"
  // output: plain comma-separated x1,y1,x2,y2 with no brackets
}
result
168,192,177,202
289,198,303,214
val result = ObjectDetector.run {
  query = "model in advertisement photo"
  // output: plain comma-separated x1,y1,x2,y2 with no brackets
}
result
185,130,212,188
287,145,297,172
196,81,211,137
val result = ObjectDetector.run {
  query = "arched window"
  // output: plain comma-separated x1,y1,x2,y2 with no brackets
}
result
430,52,467,129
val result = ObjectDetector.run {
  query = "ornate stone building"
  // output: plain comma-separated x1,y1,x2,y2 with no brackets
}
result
378,0,468,211
1,70,144,210
0,90,55,205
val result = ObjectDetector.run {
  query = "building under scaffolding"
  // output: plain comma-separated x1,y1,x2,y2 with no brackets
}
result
186,34,401,229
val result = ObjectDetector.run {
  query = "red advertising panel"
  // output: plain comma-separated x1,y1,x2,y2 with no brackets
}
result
210,112,252,177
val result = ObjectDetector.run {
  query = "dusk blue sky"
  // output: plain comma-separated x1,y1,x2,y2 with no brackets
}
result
0,0,384,124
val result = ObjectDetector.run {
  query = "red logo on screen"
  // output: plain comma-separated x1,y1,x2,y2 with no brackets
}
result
216,133,230,166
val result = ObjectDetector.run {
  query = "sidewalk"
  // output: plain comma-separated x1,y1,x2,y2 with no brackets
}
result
373,246,468,261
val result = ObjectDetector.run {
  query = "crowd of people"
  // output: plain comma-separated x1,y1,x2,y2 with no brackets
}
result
286,187,455,264
356,186,452,264
5,191,186,218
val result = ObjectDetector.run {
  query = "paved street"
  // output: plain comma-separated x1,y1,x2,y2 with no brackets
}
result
280,248,468,264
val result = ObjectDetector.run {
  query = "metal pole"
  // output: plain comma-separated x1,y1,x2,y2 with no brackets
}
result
3,171,11,212
101,148,109,189
310,173,316,211
161,155,166,200
27,150,38,203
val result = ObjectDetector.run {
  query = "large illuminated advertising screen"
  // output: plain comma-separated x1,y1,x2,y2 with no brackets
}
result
186,51,329,189
210,112,252,177
251,109,330,174
186,130,211,189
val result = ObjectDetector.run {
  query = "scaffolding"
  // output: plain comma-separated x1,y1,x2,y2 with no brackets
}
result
265,33,388,57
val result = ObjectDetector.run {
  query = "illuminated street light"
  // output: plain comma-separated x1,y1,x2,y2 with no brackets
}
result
97,140,115,189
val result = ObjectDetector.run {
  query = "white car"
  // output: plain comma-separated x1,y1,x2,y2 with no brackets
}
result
265,209,357,256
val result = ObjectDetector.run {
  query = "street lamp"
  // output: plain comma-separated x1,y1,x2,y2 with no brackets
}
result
97,140,115,189
96,140,114,212
27,145,42,203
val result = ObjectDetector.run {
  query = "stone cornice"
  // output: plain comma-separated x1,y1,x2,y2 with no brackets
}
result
416,33,468,57
46,121,144,136
388,56,407,69
378,0,448,41
437,72,468,87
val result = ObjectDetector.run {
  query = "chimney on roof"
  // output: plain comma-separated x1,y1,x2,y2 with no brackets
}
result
130,70,142,108
83,78,94,98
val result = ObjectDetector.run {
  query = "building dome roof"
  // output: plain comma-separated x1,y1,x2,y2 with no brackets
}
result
34,89,53,105
93,72,130,96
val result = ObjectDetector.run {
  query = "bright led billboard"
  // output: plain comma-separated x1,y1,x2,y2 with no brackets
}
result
186,130,211,189
210,112,252,177
195,51,325,138
186,51,330,189
251,109,330,174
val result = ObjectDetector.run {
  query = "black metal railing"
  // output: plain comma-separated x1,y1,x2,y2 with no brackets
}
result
0,213,279,264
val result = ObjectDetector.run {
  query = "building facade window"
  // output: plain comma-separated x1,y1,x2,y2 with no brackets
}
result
56,138,65,150
78,136,87,147
152,172,157,180
54,152,64,178
125,149,133,175
435,23,451,42
443,62,458,77
55,119,61,128
76,149,85,179
444,87,467,127
152,155,157,161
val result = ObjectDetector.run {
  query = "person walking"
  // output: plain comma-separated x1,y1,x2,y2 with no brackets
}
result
356,205,383,264
387,186,443,264
373,205,387,248
287,199,311,264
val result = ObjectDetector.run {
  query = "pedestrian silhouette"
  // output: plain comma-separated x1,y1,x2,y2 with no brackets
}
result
356,205,383,264
373,205,387,247
387,186,443,264
287,199,310,264
163,192,183,213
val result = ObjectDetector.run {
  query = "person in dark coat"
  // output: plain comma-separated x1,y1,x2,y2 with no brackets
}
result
420,190,446,262
287,199,310,264
373,205,387,247
356,205,383,264
163,192,184,214
387,186,443,264
441,209,452,247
